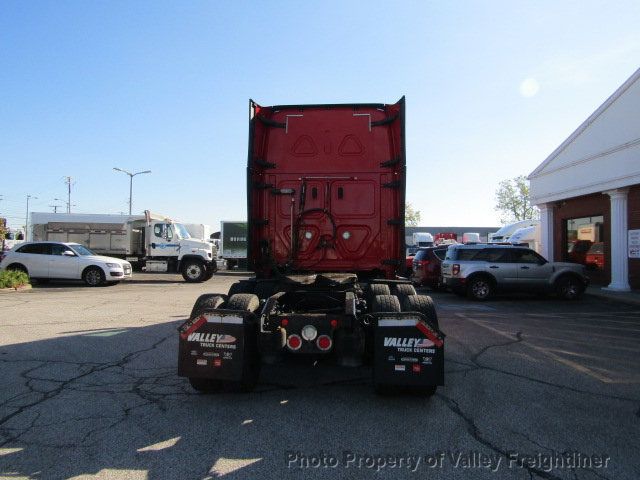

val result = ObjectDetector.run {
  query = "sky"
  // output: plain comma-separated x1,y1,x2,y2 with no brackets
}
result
1,0,640,231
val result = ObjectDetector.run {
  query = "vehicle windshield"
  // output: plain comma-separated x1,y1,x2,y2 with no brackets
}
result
70,244,95,256
173,223,191,240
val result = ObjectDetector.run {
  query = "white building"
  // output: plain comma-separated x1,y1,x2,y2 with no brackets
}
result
529,67,640,291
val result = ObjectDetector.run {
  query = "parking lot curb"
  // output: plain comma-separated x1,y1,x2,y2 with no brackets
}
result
585,287,640,307
0,284,32,293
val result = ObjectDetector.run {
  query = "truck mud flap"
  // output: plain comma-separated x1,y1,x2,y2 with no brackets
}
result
373,314,444,387
178,309,258,382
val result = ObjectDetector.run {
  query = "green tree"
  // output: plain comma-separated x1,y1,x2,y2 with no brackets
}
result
405,203,421,226
494,175,538,224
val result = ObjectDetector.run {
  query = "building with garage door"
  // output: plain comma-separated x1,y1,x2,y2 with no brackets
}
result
529,67,640,291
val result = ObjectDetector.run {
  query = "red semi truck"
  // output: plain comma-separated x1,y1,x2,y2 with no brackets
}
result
178,98,444,395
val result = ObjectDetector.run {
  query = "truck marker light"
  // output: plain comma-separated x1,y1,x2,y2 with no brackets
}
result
452,264,460,275
214,358,222,367
304,231,313,240
280,318,289,327
316,335,332,351
412,364,421,373
330,319,339,329
287,334,302,351
342,231,351,240
301,325,318,341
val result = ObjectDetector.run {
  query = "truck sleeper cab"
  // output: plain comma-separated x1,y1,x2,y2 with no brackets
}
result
178,98,444,395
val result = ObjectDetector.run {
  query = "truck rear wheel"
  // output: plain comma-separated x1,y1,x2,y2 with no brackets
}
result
393,283,416,304
189,294,226,319
227,293,260,313
369,283,391,298
402,294,439,328
182,260,207,283
228,281,255,297
371,294,401,313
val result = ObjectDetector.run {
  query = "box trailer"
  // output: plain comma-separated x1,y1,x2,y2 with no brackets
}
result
220,221,248,269
178,97,444,395
31,211,217,282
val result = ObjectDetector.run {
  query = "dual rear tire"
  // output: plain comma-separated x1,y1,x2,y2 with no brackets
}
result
370,287,439,397
188,293,261,394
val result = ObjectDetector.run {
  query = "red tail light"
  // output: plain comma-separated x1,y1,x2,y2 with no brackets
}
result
330,319,339,329
287,334,302,351
452,264,460,275
280,318,289,327
316,335,332,351
419,260,430,267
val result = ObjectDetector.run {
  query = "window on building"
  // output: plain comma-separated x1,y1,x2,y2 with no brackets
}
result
565,215,605,272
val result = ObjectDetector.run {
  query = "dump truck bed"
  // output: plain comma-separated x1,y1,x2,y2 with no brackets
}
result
247,98,406,278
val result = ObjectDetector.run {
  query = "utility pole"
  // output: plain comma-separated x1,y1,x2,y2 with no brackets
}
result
54,197,75,214
25,194,37,241
49,204,62,213
113,168,152,215
64,176,73,213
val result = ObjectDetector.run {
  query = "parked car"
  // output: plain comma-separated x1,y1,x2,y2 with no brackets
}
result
585,242,605,270
0,241,132,286
411,246,448,289
441,244,589,300
567,239,592,265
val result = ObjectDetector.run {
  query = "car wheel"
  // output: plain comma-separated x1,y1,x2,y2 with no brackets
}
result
7,263,28,275
467,276,493,301
83,267,105,287
556,276,583,300
181,260,206,283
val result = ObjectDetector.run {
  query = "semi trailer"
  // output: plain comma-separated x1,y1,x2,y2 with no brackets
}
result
31,211,217,282
178,97,444,395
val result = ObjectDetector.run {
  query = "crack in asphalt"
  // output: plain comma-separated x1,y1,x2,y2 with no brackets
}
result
470,331,524,364
509,430,613,480
436,392,565,480
435,322,630,480
0,332,174,448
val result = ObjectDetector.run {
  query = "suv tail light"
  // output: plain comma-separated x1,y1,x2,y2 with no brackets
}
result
452,264,460,275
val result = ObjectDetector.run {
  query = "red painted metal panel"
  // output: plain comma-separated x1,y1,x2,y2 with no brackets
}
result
247,98,406,278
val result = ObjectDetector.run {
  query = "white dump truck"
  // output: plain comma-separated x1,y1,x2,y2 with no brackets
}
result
31,211,217,282
184,223,214,243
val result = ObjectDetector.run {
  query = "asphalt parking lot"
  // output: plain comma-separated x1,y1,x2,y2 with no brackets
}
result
1,274,639,480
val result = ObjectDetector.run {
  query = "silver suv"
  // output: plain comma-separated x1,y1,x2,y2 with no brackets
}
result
441,244,589,301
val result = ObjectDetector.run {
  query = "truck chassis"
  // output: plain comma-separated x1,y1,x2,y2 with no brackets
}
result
178,274,444,395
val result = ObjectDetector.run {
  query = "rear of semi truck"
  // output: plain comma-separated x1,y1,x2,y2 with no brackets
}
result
178,98,444,395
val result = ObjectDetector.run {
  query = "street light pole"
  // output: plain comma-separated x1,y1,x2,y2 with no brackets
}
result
113,168,152,215
25,194,37,241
